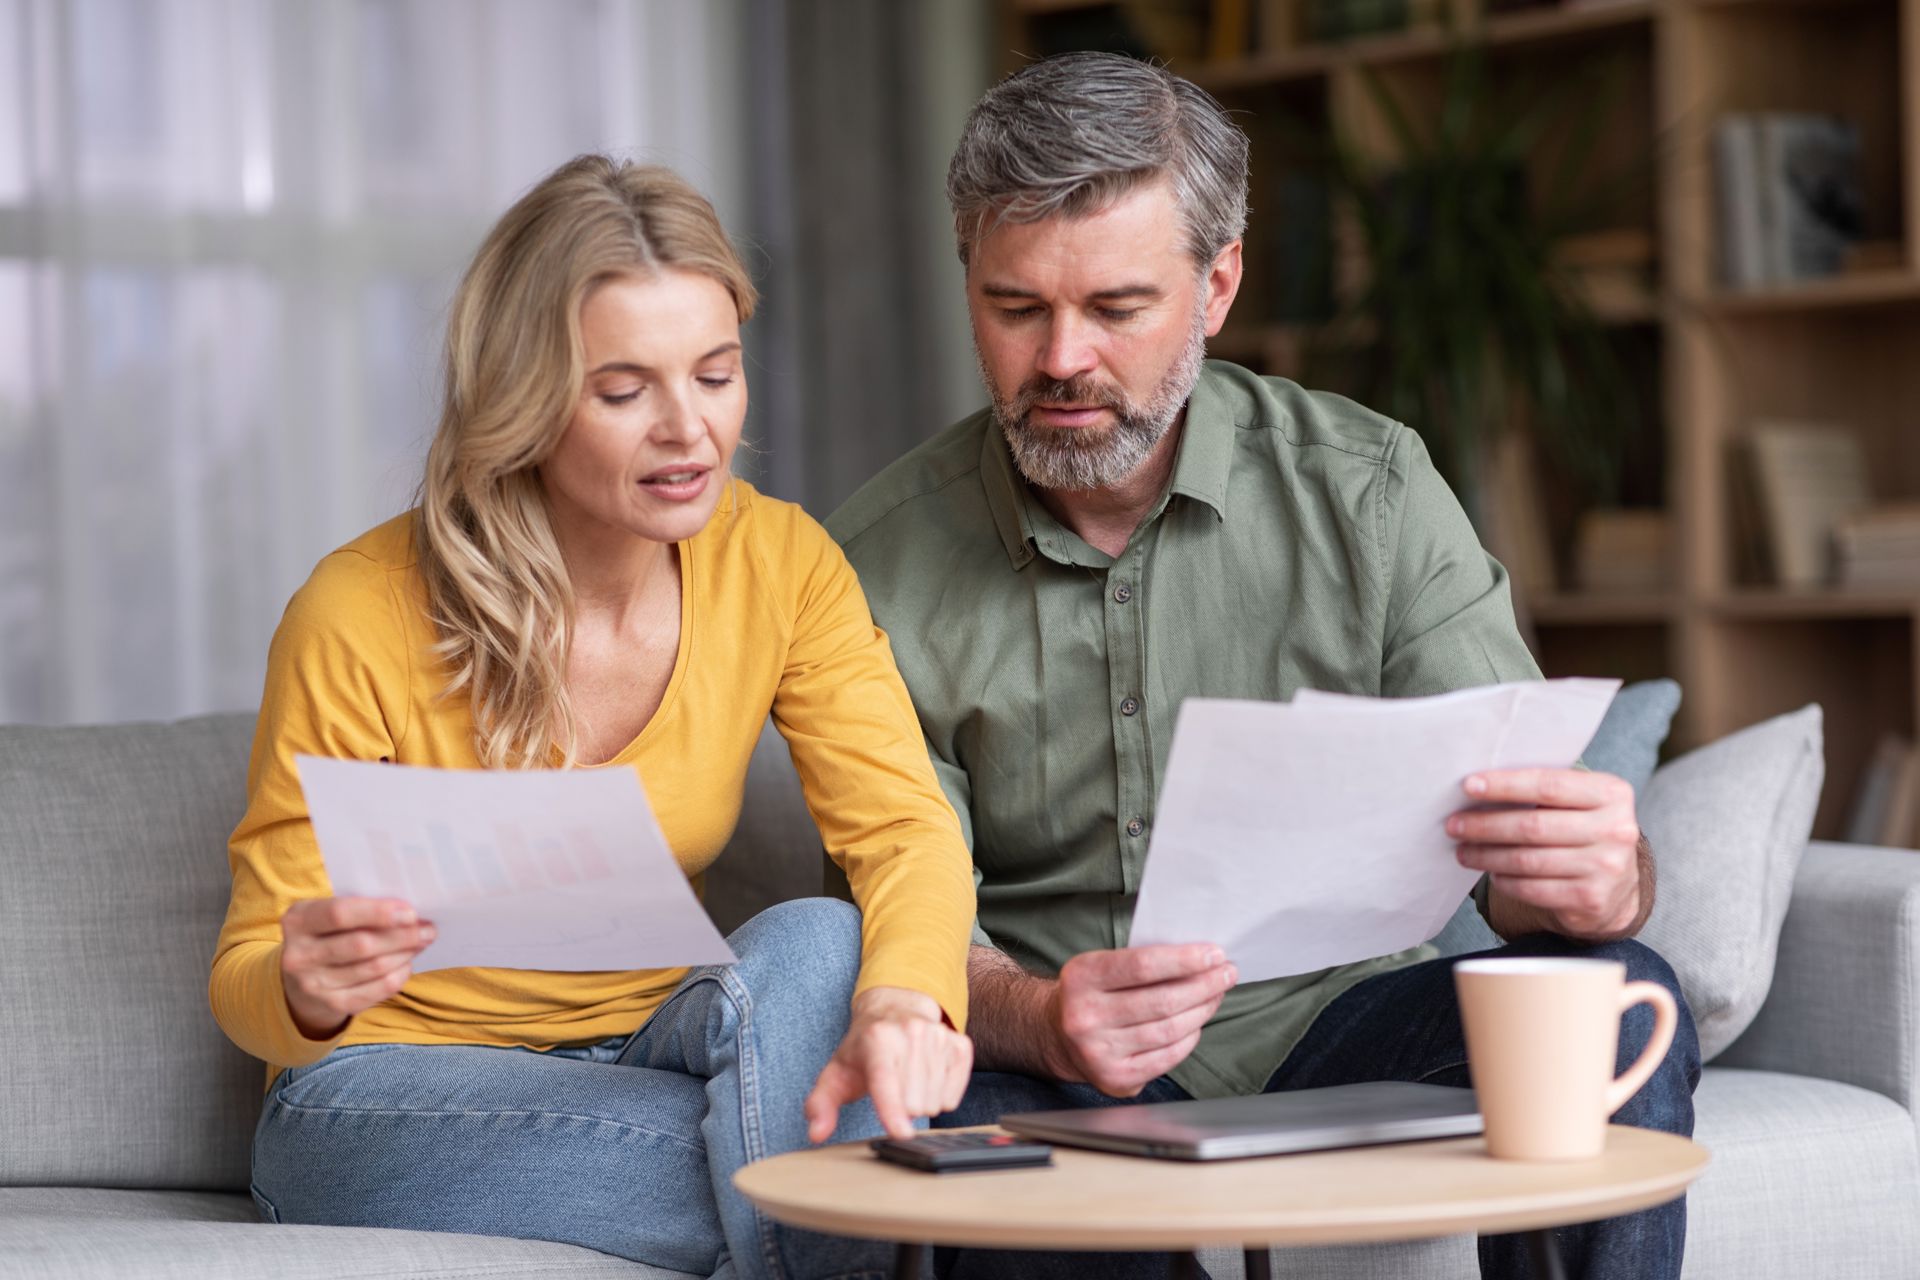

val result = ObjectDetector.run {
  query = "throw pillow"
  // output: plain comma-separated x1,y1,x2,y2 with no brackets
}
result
1635,704,1824,1060
1580,677,1683,796
1431,678,1684,958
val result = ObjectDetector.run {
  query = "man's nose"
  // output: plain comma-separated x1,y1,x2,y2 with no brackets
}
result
1037,314,1099,385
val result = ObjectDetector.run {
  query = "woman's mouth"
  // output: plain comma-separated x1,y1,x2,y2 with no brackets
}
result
638,466,711,502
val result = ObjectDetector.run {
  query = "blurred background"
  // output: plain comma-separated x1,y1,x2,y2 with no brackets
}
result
3,0,1916,843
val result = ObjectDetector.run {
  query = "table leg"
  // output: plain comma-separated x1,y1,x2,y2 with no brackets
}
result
892,1241,928,1280
1169,1252,1207,1279
1524,1229,1569,1280
1242,1246,1273,1279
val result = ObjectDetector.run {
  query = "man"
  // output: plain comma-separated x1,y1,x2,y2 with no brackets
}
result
827,52,1698,1280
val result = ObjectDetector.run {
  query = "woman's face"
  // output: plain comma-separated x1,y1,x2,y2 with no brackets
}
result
540,268,747,547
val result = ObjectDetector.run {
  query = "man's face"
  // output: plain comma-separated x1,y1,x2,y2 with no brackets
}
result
967,178,1240,492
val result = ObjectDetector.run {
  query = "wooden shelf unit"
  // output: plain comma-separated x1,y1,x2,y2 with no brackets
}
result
1000,0,1920,837
1192,0,1657,90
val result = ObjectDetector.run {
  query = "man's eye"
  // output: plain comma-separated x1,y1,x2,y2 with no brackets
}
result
1000,306,1042,319
1099,308,1141,322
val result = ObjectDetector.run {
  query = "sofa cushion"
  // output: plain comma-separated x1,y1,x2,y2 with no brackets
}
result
1681,1068,1920,1278
1637,706,1824,1060
0,707,828,1193
0,1187,687,1279
0,714,264,1191
1577,677,1682,795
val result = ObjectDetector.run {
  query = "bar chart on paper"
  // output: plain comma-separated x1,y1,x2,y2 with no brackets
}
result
296,755,736,973
360,821,620,904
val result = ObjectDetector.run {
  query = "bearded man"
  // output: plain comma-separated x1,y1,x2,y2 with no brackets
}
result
827,51,1698,1280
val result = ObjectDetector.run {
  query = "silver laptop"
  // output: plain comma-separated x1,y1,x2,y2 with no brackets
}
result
1001,1081,1482,1161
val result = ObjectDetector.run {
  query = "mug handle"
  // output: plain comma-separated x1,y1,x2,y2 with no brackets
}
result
1604,980,1679,1116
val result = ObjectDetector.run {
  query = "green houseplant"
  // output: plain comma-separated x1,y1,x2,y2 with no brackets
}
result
1299,45,1648,525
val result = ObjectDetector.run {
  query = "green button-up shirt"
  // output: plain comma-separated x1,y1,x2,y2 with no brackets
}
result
827,361,1542,1099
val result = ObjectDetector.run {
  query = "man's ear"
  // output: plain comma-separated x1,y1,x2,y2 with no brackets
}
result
1202,240,1244,337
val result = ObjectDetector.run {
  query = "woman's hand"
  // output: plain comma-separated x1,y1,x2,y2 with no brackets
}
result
803,986,973,1142
280,897,436,1040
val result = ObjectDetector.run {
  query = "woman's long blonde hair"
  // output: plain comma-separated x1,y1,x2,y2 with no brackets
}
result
417,155,757,768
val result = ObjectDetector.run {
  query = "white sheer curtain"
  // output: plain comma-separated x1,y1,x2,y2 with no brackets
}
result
0,0,748,724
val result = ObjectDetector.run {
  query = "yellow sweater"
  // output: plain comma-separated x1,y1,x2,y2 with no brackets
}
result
210,480,974,1075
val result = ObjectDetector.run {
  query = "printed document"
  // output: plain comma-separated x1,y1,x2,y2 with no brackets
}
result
297,756,737,972
1129,679,1619,981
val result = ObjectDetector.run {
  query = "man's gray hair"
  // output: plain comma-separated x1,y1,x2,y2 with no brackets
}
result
946,52,1250,269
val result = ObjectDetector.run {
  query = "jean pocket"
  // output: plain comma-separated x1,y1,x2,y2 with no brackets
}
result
249,1183,282,1224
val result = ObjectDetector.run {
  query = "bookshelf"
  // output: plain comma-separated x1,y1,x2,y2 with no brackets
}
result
1000,0,1920,838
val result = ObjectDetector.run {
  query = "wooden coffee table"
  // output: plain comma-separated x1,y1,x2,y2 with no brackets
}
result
734,1124,1708,1280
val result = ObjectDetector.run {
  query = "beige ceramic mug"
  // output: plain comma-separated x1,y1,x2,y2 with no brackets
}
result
1454,957,1678,1161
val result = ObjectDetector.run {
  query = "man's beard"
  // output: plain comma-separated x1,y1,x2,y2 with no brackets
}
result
983,305,1208,493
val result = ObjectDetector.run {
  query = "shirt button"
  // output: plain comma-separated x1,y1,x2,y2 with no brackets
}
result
1113,583,1133,604
1120,696,1140,717
1126,817,1145,838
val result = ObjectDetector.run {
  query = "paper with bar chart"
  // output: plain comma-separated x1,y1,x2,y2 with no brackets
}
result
295,756,736,973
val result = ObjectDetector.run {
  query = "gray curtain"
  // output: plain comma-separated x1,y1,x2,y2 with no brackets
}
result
743,0,991,513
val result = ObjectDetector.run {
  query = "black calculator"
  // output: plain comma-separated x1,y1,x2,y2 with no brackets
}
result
870,1130,1055,1173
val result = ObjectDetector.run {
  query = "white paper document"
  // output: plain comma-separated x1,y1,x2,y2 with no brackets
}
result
1129,678,1619,982
296,756,736,972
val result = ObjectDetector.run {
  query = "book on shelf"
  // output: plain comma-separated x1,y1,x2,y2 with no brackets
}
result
1713,113,1866,291
1834,503,1920,589
1554,228,1657,318
1209,0,1253,59
1573,509,1670,594
1847,733,1920,848
1733,422,1871,588
1255,0,1302,50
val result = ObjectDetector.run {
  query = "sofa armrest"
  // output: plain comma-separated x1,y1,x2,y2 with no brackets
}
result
1714,841,1920,1114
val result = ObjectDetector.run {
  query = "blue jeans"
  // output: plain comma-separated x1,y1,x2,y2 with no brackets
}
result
933,934,1700,1280
251,898,896,1280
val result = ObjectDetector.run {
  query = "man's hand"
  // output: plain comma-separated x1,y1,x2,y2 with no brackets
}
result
281,897,436,1040
1449,768,1652,942
803,987,973,1143
1048,945,1237,1096
971,943,1230,1098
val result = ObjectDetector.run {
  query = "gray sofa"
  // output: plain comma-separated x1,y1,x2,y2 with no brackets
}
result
3,712,1917,1279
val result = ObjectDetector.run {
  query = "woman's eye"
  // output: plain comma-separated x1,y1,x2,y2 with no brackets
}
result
600,389,641,406
698,375,736,389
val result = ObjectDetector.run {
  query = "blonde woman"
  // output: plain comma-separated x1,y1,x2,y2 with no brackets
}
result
210,155,975,1279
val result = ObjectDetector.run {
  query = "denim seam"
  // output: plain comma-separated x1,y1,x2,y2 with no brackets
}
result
711,962,787,1280
264,1096,707,1156
1414,1059,1470,1085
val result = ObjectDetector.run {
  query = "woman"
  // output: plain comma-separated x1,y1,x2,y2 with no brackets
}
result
210,155,975,1279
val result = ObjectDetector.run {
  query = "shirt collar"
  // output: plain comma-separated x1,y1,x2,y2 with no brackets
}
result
1166,361,1234,522
980,418,1039,570
978,361,1237,570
